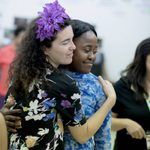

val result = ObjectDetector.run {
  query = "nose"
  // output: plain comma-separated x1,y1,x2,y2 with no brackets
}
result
88,52,96,60
71,41,76,50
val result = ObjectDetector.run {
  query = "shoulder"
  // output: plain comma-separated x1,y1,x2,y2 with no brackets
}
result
46,70,79,93
114,77,132,98
88,73,102,87
114,77,130,89
86,73,105,95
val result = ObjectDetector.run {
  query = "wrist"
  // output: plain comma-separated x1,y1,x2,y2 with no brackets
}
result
106,97,116,107
124,118,130,128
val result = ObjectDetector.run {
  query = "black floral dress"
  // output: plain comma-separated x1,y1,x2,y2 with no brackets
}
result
6,69,86,150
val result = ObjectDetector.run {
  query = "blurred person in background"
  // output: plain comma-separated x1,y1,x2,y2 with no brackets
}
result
0,26,25,109
112,38,150,150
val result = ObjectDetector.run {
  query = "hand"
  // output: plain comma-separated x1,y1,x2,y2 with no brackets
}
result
125,119,146,139
98,76,116,107
1,102,22,132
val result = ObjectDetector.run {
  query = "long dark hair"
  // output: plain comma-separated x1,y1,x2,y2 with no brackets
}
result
121,38,150,100
9,18,70,94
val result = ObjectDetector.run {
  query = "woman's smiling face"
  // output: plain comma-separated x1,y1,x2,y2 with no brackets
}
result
70,31,98,73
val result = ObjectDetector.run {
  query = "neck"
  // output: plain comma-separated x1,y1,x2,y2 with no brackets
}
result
47,59,58,69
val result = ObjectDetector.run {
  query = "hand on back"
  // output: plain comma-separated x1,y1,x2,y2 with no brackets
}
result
98,76,116,107
1,102,22,132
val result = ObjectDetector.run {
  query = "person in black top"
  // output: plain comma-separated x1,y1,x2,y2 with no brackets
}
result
112,38,150,150
1,1,116,150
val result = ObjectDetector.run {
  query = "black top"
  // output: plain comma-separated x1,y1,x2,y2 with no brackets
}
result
6,69,86,150
112,77,150,150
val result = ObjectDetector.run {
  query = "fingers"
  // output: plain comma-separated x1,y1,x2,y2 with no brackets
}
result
130,130,145,139
7,127,17,133
6,120,22,133
15,120,22,129
4,109,22,115
4,102,15,109
6,120,16,127
98,76,107,86
127,121,146,139
5,115,21,121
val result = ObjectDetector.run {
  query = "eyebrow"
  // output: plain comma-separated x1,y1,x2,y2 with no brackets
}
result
83,45,98,50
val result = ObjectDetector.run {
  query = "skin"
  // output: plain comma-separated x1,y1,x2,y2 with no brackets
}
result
44,25,76,67
111,55,150,139
145,55,150,74
1,28,116,144
69,31,97,73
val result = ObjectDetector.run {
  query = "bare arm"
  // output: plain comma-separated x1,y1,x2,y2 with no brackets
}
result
68,76,116,144
111,112,128,131
112,112,146,139
3,76,116,144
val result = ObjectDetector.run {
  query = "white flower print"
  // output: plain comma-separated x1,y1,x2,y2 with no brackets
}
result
38,128,49,136
10,134,18,145
20,145,29,150
53,140,59,150
45,143,50,150
71,93,81,100
29,100,39,114
37,89,47,99
25,113,46,121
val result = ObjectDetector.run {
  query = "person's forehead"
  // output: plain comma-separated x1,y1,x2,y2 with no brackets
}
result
55,26,73,40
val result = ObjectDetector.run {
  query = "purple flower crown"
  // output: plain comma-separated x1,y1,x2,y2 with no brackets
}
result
36,0,70,41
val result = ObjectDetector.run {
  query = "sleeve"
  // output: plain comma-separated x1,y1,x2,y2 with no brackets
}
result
56,80,86,127
94,82,112,150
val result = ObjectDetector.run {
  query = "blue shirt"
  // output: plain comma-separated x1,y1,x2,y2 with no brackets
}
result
64,72,112,150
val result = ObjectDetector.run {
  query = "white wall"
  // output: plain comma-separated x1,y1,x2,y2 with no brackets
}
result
0,0,150,81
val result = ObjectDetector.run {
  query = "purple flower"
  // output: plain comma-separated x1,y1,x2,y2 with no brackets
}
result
36,0,70,41
61,100,71,108
41,92,48,98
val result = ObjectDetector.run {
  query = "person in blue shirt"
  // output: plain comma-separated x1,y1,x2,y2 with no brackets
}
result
1,19,115,150
63,19,112,150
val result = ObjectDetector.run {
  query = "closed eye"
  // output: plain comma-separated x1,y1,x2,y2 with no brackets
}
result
62,39,70,45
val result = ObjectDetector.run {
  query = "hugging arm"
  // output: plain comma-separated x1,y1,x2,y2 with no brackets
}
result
1,102,22,132
68,76,116,144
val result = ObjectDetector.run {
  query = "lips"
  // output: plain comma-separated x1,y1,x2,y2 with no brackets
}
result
67,53,73,57
83,62,94,65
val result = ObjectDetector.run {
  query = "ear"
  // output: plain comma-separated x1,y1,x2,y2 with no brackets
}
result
43,47,51,55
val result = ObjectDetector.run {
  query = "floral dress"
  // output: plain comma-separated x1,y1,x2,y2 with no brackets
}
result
6,69,86,150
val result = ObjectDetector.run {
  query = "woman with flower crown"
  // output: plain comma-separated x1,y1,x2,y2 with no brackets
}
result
2,1,116,149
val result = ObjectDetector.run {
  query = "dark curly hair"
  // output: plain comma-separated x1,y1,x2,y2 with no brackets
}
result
121,37,150,100
9,18,71,94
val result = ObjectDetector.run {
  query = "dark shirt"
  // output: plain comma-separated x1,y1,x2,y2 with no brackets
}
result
112,77,150,150
6,69,86,150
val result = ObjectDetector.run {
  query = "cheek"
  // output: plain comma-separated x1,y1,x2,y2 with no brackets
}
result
93,55,96,61
146,61,150,72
